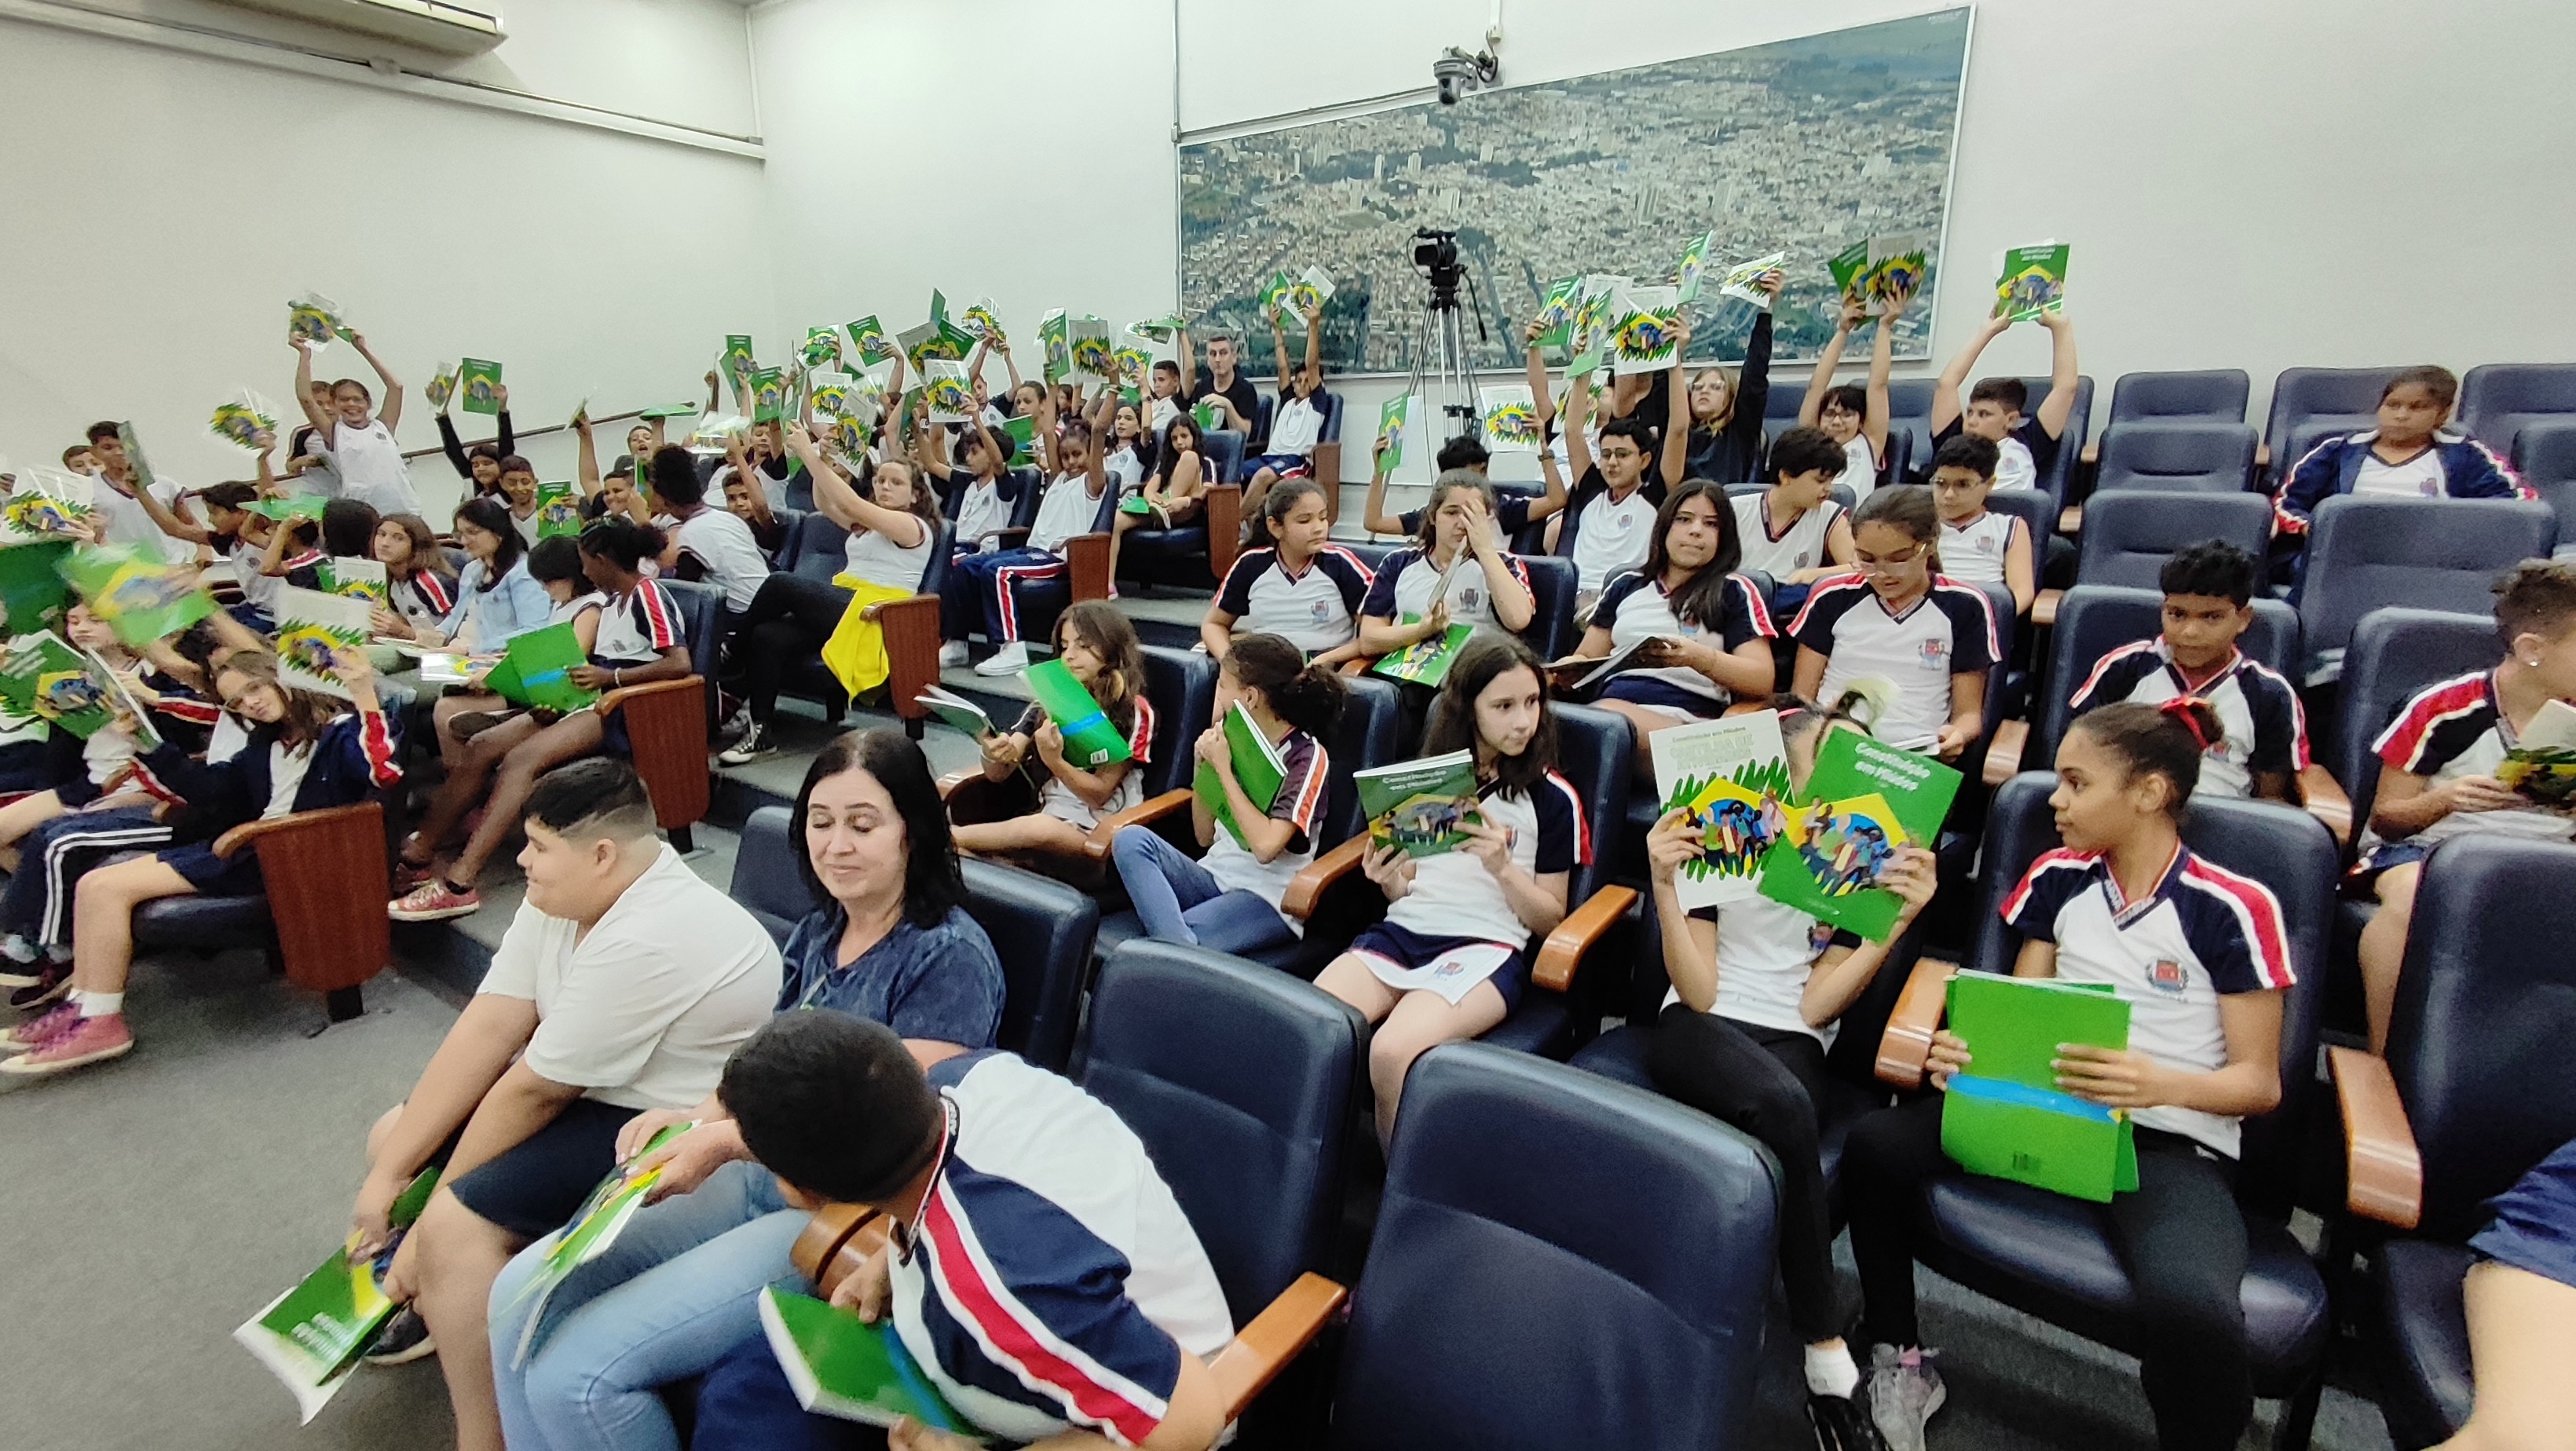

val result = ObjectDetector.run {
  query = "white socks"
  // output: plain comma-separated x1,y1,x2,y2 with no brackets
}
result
0,934,34,965
1805,1340,1861,1398
73,990,122,1018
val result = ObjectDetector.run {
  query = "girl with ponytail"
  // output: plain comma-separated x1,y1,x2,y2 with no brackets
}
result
1111,632,1346,956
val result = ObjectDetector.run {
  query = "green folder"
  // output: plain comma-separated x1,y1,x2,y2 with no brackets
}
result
459,359,503,415
999,415,1036,466
1023,657,1129,769
1192,701,1284,847
1940,974,2139,1202
485,622,597,712
1370,620,1474,689
231,1167,437,1423
758,1287,975,1436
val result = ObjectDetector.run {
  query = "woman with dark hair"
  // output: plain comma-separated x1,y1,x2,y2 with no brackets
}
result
482,729,1003,1451
390,496,550,652
369,513,457,635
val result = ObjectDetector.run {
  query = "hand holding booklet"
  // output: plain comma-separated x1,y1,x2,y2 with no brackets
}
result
232,1167,438,1423
1648,710,1792,910
1545,635,1680,701
1193,702,1285,847
759,1285,979,1438
1024,658,1130,769
1356,749,1479,857
505,1122,694,1366
1939,973,2139,1203
913,685,995,740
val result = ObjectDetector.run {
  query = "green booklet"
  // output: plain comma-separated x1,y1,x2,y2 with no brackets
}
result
2497,696,2576,807
1610,286,1683,376
1828,239,1874,304
1283,266,1334,318
484,620,598,713
0,471,96,545
758,1286,978,1438
1257,269,1297,323
724,334,758,375
287,292,345,345
999,415,1036,466
810,371,855,418
1941,973,2138,1203
245,494,329,522
847,316,893,364
1477,385,1540,455
535,482,583,539
1992,239,2069,323
1377,393,1416,473
913,685,996,740
1193,701,1284,848
234,1167,439,1424
1067,316,1114,378
1356,748,1479,858
958,297,1005,345
921,361,973,424
1191,399,1221,436
1648,710,1792,911
1674,229,1718,303
0,540,73,633
423,362,458,411
459,359,504,415
319,556,390,605
58,543,214,646
803,326,843,369
0,631,114,736
1129,311,1187,343
1370,620,1474,689
276,587,373,700
1717,250,1788,307
1022,657,1129,769
1865,232,1929,314
1038,309,1070,383
1572,273,1628,364
1755,728,1960,942
1532,275,1583,359
897,321,956,372
506,1124,692,1367
751,367,788,423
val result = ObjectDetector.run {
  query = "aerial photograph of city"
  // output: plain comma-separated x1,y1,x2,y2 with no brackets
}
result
1177,9,1972,378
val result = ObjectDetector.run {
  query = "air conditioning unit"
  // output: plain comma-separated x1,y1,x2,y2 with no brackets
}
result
216,0,505,56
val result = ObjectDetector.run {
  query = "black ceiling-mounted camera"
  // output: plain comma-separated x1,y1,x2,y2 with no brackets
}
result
1433,45,1498,105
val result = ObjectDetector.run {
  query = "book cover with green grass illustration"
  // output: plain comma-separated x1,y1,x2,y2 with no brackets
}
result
459,359,503,415
724,334,757,375
1257,270,1297,323
1129,312,1187,343
921,362,973,425
758,1287,979,1438
1370,620,1474,689
809,371,854,418
1755,728,1959,941
1478,386,1540,455
535,483,582,539
1356,748,1480,858
1377,394,1416,473
1282,266,1334,318
1674,230,1718,303
59,543,214,647
1610,286,1683,375
1648,710,1791,910
1992,240,2069,323
1533,275,1583,358
803,327,843,369
423,362,458,411
234,1167,438,1424
958,298,1005,345
1067,316,1114,378
0,542,72,633
1038,309,1070,383
847,317,892,364
752,368,788,423
1864,233,1928,314
275,587,372,700
1717,250,1789,307
1192,701,1284,848
209,393,277,450
1828,239,1873,304
287,293,344,345
320,557,390,605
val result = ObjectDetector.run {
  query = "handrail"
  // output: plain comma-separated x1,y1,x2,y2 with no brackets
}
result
396,405,657,462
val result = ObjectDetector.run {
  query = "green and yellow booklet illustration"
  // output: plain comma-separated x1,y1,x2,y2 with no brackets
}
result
1755,728,1959,941
1478,385,1541,455
233,1167,439,1424
1572,274,1630,364
459,359,504,415
957,297,1005,345
0,470,95,546
1674,230,1718,303
0,630,153,742
507,1123,692,1367
1037,309,1070,383
1648,709,1792,911
759,1286,979,1438
535,482,583,539
483,620,597,713
58,543,214,647
1864,233,1929,313
244,494,329,523
0,541,73,632
998,415,1037,466
1370,620,1474,689
1717,250,1789,307
1193,701,1285,849
1532,275,1584,359
1941,973,2139,1203
2497,696,2576,809
1023,657,1130,769
1356,748,1479,858
209,392,277,450
809,371,855,418
803,326,843,369
1129,311,1188,343
896,321,961,372
423,362,459,411
920,362,974,425
1610,286,1684,376
1257,270,1297,323
846,316,893,364
1376,394,1417,473
1282,266,1334,318
1992,239,2070,323
1828,239,1874,304
286,292,345,345
1066,316,1114,378
276,587,373,700
751,368,788,424
319,557,390,605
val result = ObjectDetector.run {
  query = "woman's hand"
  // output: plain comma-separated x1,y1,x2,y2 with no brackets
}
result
1458,818,1514,878
1359,842,1417,901
2052,1044,2175,1110
1927,1028,1972,1090
1645,807,1698,886
1877,846,1939,926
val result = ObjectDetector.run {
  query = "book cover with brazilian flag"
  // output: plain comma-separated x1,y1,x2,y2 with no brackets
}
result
1828,239,1874,305
275,587,372,700
505,1123,693,1368
1377,394,1417,473
0,470,97,546
233,1167,440,1424
1755,728,1959,941
751,367,788,424
758,1286,977,1437
1941,973,2139,1203
0,541,72,633
0,630,129,738
1370,620,1474,689
1610,286,1683,376
1478,385,1540,455
1023,657,1129,769
999,415,1036,466
1718,250,1789,307
1532,276,1583,359
1648,710,1792,911
58,543,214,647
459,359,504,415
482,620,598,713
846,316,893,365
245,494,329,523
209,392,278,450
1067,316,1114,378
1194,701,1284,849
803,327,843,369
319,557,390,606
1038,309,1070,383
1992,239,2070,323
1674,230,1718,304
536,482,582,539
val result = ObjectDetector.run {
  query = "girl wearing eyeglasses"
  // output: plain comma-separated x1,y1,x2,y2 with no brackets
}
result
1787,486,1998,760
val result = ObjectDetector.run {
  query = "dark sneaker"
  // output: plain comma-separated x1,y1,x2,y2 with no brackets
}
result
1808,1390,1888,1451
362,1307,437,1365
716,726,778,767
6,967,72,1014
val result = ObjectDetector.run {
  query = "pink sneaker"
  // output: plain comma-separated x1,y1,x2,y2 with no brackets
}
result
0,1012,131,1075
388,879,481,923
0,1003,80,1054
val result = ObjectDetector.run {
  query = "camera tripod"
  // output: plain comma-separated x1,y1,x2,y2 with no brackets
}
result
1403,232,1491,448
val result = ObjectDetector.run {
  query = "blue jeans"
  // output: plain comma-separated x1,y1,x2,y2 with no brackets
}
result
1111,825,1297,956
488,1159,803,1451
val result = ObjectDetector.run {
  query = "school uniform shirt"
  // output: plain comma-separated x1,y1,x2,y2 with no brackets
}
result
668,506,769,612
777,902,1005,1048
1103,446,1145,494
2068,640,2307,800
1932,416,2058,495
1842,434,1883,492
591,579,685,668
1359,546,1532,637
1936,510,2024,588
2274,429,2525,539
1385,772,1588,952
474,843,782,1111
1011,697,1154,832
1675,895,1857,1046
553,588,609,628
843,518,935,594
1199,727,1327,927
388,570,456,631
1790,576,2000,752
894,1051,1233,1446
1268,395,1324,458
2002,844,2295,1157
2362,670,2576,861
331,418,422,517
1214,546,1374,656
510,508,543,546
288,425,341,499
1732,492,1845,580
93,477,189,564
1565,473,1666,597
1149,394,1181,434
950,473,1015,554
1587,569,1775,708
1028,472,1104,557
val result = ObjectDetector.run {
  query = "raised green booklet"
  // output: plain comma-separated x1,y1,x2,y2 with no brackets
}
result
759,1286,978,1438
1023,657,1129,769
483,620,598,713
1941,973,2139,1203
1355,748,1478,858
1992,240,2069,323
1755,728,1959,942
535,482,583,539
58,543,215,646
459,358,504,415
1192,701,1283,848
233,1167,439,1423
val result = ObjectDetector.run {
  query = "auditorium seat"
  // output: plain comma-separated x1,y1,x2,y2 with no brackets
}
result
787,510,848,585
1118,482,1245,593
2033,489,2273,630
2457,362,2576,456
2265,366,2406,481
2106,368,2251,425
1202,428,1247,484
998,482,1119,646
2092,420,2259,493
2294,496,2555,676
1521,555,1582,661
135,799,393,1024
774,524,952,733
1880,375,2091,508
2320,607,2501,832
2509,419,2576,557
599,577,717,851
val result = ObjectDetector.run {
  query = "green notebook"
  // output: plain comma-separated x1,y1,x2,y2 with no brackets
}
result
759,1287,978,1438
1193,702,1285,847
847,316,892,364
1940,973,2139,1203
0,630,156,743
1377,394,1414,472
535,482,583,539
1992,241,2069,323
459,359,504,415
1355,748,1478,857
1369,620,1473,689
999,415,1037,466
1755,729,1960,942
232,1167,437,1424
245,495,329,522
483,621,598,713
1023,657,1130,769
57,543,214,646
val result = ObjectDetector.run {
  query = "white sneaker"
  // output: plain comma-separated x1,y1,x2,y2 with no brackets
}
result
973,641,1030,677
939,641,968,668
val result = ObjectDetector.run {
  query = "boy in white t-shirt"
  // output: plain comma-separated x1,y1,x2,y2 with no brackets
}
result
1242,300,1330,522
1927,433,2035,616
342,761,780,1451
1927,305,2080,497
1732,425,1857,610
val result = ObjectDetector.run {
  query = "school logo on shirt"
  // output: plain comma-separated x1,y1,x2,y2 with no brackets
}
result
1974,532,2000,554
1310,598,1333,624
2147,959,2189,996
1918,638,1948,668
1458,586,1482,612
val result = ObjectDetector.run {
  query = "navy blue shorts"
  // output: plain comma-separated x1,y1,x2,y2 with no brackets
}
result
2345,839,2433,896
1348,920,1530,1013
444,1097,640,1241
159,842,264,897
1598,674,1724,721
597,705,632,760
2471,1137,2576,1291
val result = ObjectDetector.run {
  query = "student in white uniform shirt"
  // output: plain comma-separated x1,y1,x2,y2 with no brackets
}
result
1204,478,1375,665
1557,409,1670,616
1241,301,1330,521
1357,471,1535,741
78,422,196,563
1791,487,2000,759
959,387,1115,678
1641,697,1940,1447
1732,426,1858,608
948,602,1154,876
1927,434,2036,617
642,446,768,616
1798,284,1910,496
291,331,423,517
1927,305,2081,498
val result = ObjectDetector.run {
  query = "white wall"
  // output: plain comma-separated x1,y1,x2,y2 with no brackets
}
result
752,0,2576,496
0,0,767,519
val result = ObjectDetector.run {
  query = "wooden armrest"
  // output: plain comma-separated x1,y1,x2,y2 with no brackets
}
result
794,1208,894,1300
1083,788,1195,859
860,592,942,627
2031,588,2063,629
789,1204,878,1281
1204,484,1243,583
1282,834,1369,919
2058,506,2083,535
1875,956,1957,1089
211,802,385,861
595,676,700,720
1981,718,2029,789
868,594,946,722
2330,1045,2422,1228
2300,763,2354,849
1209,1273,1347,1420
1066,531,1111,601
1337,656,1374,678
2080,440,2098,466
1531,884,1636,993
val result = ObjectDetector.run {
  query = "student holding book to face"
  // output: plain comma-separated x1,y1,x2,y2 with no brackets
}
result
1841,699,2292,1451
1111,633,1344,956
946,602,1151,879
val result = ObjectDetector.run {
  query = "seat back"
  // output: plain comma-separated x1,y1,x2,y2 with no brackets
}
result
1980,487,2055,579
958,858,1096,1073
2457,363,2576,456
768,507,810,572
1202,429,1246,484
1334,1043,1778,1451
1764,377,1807,423
2264,366,2405,478
1549,702,1633,908
2328,608,2503,826
2093,421,2259,493
917,524,953,599
659,579,726,726
1314,387,1345,444
1255,393,1275,444
2510,418,2576,549
2299,496,2556,663
2032,586,2300,771
1006,466,1047,530
2388,836,2576,1242
791,510,851,584
1520,555,1580,660
1338,539,1399,578
730,806,811,943
1970,775,2335,1217
2106,368,2251,425
2076,490,2273,591
1082,942,1363,1321
1326,676,1403,849
1140,645,1219,800
1883,377,1941,486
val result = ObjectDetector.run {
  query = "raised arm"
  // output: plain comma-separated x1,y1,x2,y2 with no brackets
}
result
351,332,402,434
292,340,331,434
492,394,514,458
437,411,472,481
1564,371,1598,484
1175,325,1196,393
1522,321,1557,433
1270,312,1293,386
574,412,602,498
1930,315,2008,436
1801,298,1861,428
2033,309,2080,440
1362,439,1404,535
1302,302,1324,380
792,422,924,547
1864,290,1903,460
1524,446,1572,524
994,333,1024,399
1657,319,1693,484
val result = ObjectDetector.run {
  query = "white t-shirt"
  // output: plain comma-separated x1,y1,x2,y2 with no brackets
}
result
1029,473,1103,557
2354,448,2447,499
1790,576,2001,752
843,517,933,594
1993,435,2038,494
1268,396,1324,457
1673,894,1843,1046
951,475,1011,553
331,418,421,517
1733,492,1844,579
1568,486,1659,596
263,739,317,821
474,843,782,1110
1843,434,1881,492
668,507,769,612
1358,546,1531,637
93,476,189,564
1937,510,2021,587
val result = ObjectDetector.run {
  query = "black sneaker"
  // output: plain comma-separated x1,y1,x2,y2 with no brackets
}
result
1808,1390,1887,1451
362,1306,437,1365
716,726,776,767
6,967,70,1014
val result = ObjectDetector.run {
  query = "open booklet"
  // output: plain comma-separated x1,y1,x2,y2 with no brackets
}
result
2497,696,2576,810
1648,710,1791,911
504,1123,693,1368
1544,634,1679,702
913,685,995,740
